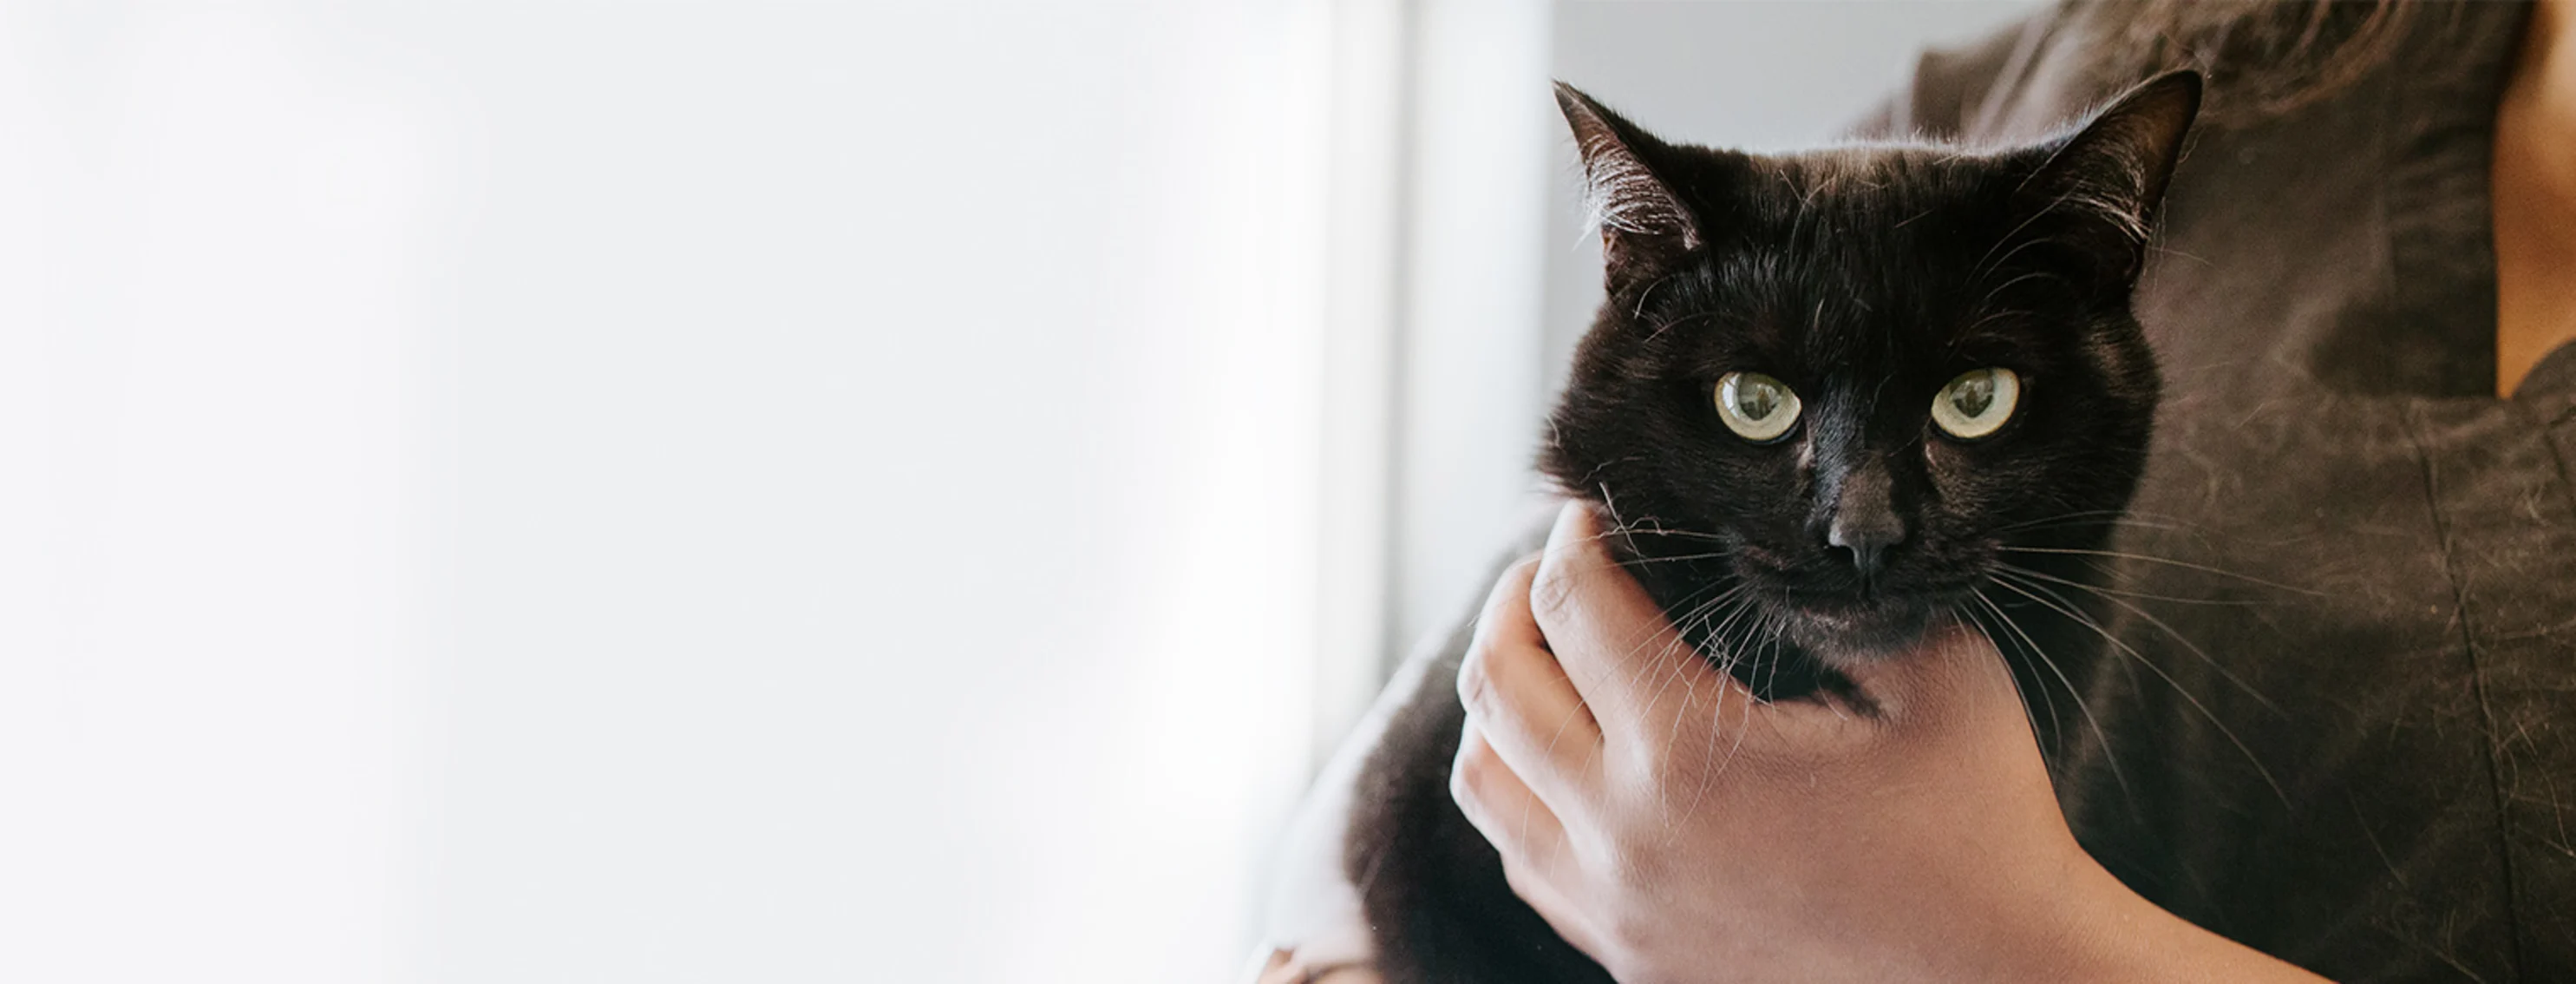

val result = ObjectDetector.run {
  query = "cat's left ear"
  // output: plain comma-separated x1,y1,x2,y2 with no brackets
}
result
2017,69,2203,279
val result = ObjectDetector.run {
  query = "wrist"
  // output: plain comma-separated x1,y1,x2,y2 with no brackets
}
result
2043,861,2332,984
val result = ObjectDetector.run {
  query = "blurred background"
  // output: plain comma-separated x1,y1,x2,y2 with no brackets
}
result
1,2,2036,981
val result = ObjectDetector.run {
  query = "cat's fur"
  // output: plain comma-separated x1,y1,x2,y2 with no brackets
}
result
1344,72,2203,983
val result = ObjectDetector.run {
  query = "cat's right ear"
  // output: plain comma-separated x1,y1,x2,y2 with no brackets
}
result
1555,82,1701,283
2012,69,2202,282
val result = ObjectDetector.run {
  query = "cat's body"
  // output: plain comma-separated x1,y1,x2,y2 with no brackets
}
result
1344,73,2203,983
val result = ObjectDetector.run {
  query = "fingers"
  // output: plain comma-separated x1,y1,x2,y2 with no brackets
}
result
1451,718,1606,959
1531,502,1755,746
1450,718,1571,865
1458,556,1601,793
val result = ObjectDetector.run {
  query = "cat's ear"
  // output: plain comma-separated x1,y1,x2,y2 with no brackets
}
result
1555,82,1701,280
2015,69,2202,279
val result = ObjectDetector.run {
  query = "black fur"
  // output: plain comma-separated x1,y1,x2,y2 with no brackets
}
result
1345,72,2202,983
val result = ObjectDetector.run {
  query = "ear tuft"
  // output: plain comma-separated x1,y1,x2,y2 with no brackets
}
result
2019,70,2202,270
1554,82,1700,272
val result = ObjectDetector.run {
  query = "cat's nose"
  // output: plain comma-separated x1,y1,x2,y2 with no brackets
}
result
1826,461,1906,577
1828,518,1902,577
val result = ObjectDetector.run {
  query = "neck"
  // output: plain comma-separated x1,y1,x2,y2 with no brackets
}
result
2494,0,2576,397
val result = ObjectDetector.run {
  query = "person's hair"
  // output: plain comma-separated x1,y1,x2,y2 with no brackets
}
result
2068,0,2422,122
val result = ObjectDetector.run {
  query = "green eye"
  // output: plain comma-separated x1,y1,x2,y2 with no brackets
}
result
1715,371,1801,443
1932,367,2021,440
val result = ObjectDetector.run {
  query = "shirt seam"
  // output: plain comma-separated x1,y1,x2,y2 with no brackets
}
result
2403,401,2530,982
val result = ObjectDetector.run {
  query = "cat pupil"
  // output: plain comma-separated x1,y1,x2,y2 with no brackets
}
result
1953,376,1994,417
1739,384,1779,420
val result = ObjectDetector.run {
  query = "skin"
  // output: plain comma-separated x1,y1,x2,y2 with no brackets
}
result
1445,503,2324,983
1262,5,2576,980
2497,0,2576,397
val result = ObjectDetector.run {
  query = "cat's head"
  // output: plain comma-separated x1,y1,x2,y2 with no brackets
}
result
1541,71,2200,662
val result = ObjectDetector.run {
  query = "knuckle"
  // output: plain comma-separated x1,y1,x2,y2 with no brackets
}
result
1600,838,1666,891
1476,554,1543,634
1528,557,1579,627
1591,764,1677,843
1496,855,1553,910
1599,904,1667,969
1455,648,1494,715
1611,728,1680,785
1450,734,1493,805
1468,734,1505,784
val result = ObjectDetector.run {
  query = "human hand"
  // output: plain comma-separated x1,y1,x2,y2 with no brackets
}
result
1448,502,2328,983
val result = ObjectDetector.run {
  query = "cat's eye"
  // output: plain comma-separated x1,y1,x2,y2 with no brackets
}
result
1715,371,1801,443
1931,367,2021,440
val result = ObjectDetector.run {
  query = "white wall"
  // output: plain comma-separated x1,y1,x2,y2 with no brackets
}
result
3,3,1369,982
433,6,1355,980
0,4,428,981
1388,0,1560,669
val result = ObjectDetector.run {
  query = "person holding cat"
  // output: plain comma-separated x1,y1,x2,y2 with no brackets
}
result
1259,1,2576,981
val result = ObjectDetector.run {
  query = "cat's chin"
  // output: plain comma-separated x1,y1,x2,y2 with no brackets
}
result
1773,600,1939,666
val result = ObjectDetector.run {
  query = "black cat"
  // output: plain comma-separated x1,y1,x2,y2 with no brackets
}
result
1344,71,2203,983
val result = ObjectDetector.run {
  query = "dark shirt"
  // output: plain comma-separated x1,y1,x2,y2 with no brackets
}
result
1869,6,2576,981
